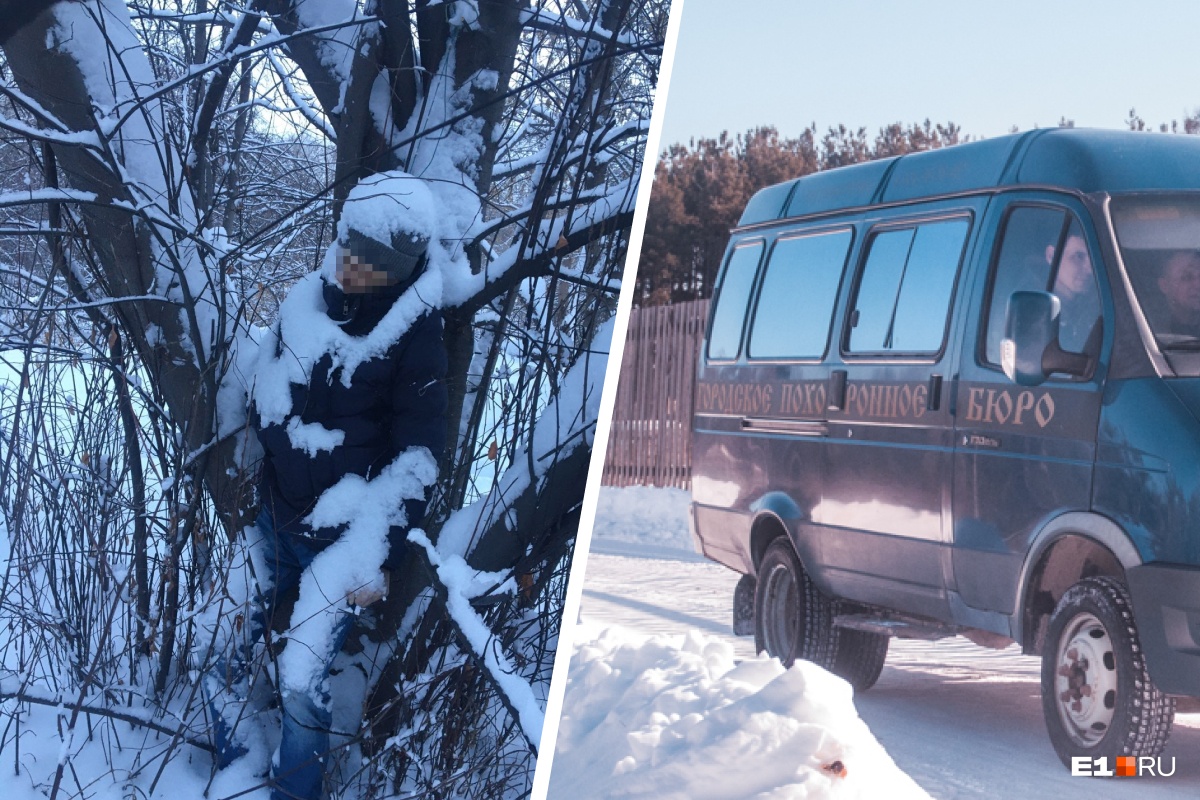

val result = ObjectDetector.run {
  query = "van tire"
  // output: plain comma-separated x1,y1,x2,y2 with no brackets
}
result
754,538,837,668
831,626,889,693
733,573,756,636
1040,576,1175,766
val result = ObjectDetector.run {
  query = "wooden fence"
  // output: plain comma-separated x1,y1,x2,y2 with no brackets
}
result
602,299,709,489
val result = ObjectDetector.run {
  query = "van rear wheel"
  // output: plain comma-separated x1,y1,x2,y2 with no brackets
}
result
753,538,837,668
832,627,889,693
733,573,756,636
1040,576,1175,766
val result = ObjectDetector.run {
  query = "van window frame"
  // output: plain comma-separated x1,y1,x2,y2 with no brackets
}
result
976,201,1103,382
744,224,856,364
839,210,974,362
705,237,767,363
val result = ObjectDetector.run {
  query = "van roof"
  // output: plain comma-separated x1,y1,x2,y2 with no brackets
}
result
738,128,1200,227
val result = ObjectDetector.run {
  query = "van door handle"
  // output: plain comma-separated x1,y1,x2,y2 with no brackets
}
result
742,417,828,437
828,369,847,411
927,374,943,411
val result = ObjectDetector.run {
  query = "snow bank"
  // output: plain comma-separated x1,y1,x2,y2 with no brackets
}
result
590,485,694,552
549,629,930,799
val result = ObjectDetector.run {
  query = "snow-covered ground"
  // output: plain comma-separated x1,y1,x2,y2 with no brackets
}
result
547,486,1200,799
0,699,272,800
551,627,928,799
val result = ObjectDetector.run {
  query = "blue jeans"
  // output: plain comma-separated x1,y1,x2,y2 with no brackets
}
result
206,508,353,800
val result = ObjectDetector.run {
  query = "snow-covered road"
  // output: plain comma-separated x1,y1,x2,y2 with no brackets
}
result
569,488,1200,799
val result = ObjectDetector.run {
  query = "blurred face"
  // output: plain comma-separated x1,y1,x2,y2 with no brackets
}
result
1160,250,1200,319
336,247,390,293
1046,235,1092,298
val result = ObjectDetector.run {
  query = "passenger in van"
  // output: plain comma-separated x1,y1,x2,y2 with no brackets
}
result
986,227,1099,363
1152,249,1200,338
1045,232,1101,353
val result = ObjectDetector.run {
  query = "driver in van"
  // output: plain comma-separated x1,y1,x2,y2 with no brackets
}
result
1153,249,1200,338
1045,232,1101,353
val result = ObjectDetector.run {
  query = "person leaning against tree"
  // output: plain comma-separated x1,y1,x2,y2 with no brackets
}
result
205,183,448,800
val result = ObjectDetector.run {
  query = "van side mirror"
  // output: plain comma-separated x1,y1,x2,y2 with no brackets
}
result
1002,291,1090,386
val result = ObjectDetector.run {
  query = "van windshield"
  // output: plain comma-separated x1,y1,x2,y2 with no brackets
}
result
1112,194,1200,354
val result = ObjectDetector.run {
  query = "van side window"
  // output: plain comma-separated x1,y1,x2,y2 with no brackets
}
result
847,218,969,354
707,241,764,360
983,208,1102,367
749,230,852,359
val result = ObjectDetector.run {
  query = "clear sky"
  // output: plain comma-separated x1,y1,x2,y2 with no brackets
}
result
658,0,1200,148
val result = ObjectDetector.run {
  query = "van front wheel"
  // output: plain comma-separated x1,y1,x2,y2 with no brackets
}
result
753,538,836,668
1040,576,1175,765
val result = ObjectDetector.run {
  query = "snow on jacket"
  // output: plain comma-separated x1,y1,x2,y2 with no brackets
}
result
254,276,448,570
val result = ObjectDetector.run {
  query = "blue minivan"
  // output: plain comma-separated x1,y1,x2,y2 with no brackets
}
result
691,128,1200,765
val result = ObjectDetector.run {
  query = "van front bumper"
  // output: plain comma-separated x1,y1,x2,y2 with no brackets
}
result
1127,563,1200,697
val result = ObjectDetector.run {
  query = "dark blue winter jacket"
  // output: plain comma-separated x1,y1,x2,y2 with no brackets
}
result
254,276,448,570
